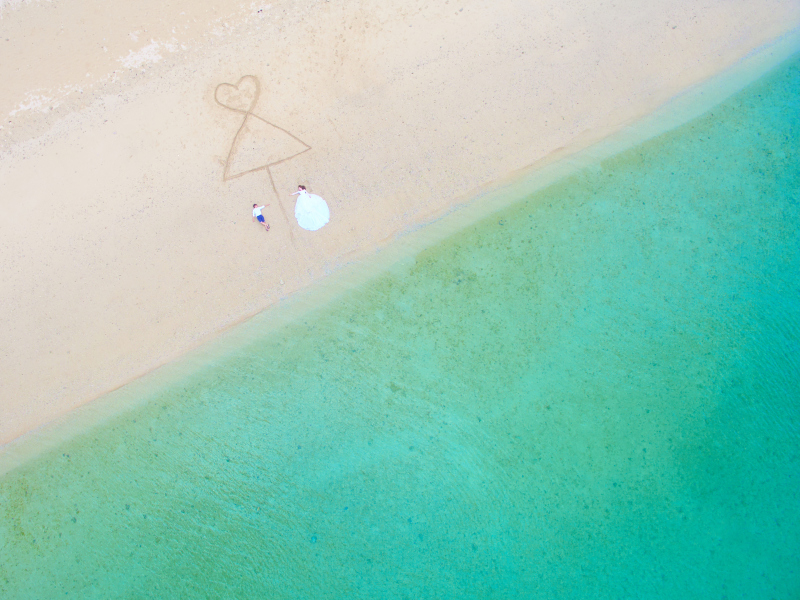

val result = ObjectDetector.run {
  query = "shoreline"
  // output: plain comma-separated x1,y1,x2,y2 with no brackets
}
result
2,28,799,475
2,1,799,448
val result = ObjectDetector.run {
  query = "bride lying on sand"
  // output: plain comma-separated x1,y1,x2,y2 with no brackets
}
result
291,185,330,231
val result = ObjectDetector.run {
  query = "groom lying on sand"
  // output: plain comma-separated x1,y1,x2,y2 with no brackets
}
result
252,204,270,232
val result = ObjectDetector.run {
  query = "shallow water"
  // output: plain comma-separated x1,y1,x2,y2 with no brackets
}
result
2,54,800,599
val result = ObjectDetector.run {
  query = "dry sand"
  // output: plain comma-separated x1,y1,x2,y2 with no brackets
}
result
1,0,799,445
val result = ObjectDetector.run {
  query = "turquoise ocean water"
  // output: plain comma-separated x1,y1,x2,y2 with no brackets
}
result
2,52,799,599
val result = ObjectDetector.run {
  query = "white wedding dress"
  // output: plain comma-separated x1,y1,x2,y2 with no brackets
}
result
294,189,330,231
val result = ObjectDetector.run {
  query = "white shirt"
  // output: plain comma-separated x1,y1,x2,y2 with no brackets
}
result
253,205,265,217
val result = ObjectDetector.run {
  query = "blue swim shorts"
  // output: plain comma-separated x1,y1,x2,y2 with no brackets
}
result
257,215,265,223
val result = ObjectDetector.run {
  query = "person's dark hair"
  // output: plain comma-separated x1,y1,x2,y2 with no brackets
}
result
298,185,307,190
253,204,257,207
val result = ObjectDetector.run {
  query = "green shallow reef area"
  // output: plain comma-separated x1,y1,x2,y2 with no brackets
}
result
2,55,800,599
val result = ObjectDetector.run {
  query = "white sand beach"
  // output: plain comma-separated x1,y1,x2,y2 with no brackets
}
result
1,0,798,445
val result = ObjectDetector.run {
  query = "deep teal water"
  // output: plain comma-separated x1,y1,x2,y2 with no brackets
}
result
2,54,800,599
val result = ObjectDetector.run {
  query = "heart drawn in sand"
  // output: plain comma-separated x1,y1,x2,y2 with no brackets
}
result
214,74,313,241
214,75,260,114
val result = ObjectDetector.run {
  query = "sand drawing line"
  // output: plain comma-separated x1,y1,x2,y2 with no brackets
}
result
215,75,311,236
